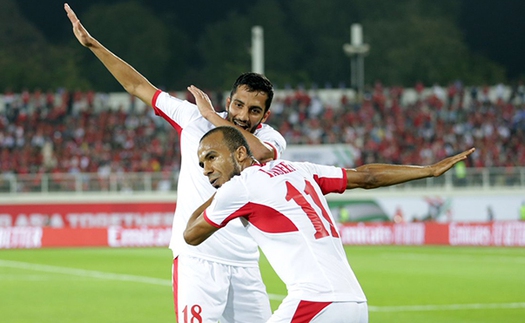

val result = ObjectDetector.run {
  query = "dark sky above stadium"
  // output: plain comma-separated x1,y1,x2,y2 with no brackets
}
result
16,0,525,80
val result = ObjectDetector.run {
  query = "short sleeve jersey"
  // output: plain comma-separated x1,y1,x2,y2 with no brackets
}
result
152,90,286,265
203,160,367,302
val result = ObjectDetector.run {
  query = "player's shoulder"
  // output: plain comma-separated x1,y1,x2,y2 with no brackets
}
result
216,171,252,199
236,163,272,185
254,123,286,144
250,160,304,178
256,122,278,132
155,91,197,112
266,160,336,178
157,90,185,104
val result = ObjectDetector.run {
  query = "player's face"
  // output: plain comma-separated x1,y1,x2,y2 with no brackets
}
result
226,85,271,133
198,132,242,189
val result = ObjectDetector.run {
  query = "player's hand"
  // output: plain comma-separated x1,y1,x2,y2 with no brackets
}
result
64,3,94,47
430,147,475,177
187,85,216,119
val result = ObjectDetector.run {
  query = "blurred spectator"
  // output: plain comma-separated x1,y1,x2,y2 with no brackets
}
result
1,84,525,179
268,82,525,168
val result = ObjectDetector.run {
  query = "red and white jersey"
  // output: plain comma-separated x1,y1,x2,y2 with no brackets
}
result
152,90,286,265
203,160,367,302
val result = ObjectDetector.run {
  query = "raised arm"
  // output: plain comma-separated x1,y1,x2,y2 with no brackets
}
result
239,133,277,163
64,3,158,106
187,85,277,162
346,148,475,189
184,194,218,245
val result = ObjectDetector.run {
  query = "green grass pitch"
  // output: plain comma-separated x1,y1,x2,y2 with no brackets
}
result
0,245,524,322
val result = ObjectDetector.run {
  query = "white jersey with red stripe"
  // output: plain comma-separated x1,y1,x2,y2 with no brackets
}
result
203,160,367,302
152,90,286,265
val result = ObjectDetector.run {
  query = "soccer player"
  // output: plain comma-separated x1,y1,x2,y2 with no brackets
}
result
185,126,475,322
64,3,286,322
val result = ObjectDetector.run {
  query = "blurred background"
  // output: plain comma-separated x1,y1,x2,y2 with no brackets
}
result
1,0,525,225
2,3,524,321
2,0,524,91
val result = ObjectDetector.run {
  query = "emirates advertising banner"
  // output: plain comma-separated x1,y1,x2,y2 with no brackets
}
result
1,195,525,248
0,202,175,249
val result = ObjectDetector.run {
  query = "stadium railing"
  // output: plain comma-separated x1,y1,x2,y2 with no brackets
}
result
0,167,524,194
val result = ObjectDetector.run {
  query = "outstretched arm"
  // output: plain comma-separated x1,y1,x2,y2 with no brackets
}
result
187,85,277,162
184,194,218,245
346,148,475,189
64,3,157,106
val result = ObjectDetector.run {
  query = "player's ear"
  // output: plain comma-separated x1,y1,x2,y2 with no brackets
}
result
225,97,231,112
235,145,249,162
261,110,271,123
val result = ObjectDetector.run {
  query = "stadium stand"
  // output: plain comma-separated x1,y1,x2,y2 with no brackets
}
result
270,81,525,168
1,82,524,193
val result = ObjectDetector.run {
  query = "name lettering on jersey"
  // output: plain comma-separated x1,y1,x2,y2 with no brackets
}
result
259,162,297,178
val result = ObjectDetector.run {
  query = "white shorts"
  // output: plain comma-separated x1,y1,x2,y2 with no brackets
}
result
172,255,272,323
268,298,368,323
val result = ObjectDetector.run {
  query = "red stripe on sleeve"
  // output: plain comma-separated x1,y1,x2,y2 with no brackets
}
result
264,141,279,160
314,168,346,195
203,210,222,228
151,89,162,109
151,90,182,134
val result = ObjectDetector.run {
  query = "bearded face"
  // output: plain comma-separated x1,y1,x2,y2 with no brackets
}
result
226,85,270,134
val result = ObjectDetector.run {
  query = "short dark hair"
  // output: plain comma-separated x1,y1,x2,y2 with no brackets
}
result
230,72,274,113
200,126,253,156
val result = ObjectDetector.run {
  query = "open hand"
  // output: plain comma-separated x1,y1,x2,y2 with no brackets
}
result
64,3,94,47
431,148,475,177
187,85,216,119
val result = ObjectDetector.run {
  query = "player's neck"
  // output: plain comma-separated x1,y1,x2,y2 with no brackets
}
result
250,157,262,167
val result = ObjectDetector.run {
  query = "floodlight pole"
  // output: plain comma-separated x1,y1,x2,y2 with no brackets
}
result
343,24,370,99
251,26,264,74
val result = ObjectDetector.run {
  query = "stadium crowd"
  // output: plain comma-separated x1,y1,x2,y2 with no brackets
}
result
269,81,525,168
1,81,525,177
0,88,180,177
